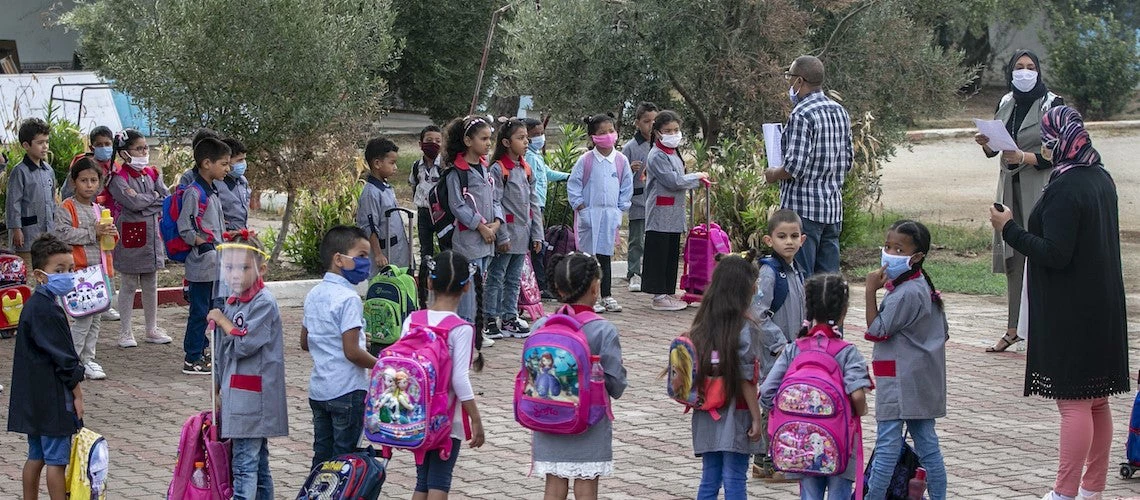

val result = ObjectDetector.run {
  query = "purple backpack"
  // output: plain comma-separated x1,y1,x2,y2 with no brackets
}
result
514,306,613,434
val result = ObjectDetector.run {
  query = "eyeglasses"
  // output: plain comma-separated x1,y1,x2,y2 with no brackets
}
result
127,146,148,152
783,71,801,81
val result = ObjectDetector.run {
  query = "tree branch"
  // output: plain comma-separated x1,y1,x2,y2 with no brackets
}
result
814,0,878,59
669,75,711,139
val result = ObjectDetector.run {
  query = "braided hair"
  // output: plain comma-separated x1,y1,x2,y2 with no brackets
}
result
417,250,484,372
888,220,943,310
797,273,849,338
547,252,601,304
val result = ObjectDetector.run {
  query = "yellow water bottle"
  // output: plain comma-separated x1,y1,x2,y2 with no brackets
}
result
99,209,116,251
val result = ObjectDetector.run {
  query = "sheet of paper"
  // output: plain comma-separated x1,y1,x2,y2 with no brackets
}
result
973,119,1019,151
762,123,783,168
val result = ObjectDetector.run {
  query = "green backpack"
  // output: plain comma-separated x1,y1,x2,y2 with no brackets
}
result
363,265,420,347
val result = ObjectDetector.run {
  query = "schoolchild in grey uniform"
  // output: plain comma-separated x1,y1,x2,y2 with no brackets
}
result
641,110,709,312
5,118,56,268
523,118,569,299
218,138,252,231
441,117,503,347
531,253,626,500
747,209,807,478
686,256,764,500
356,137,410,272
760,274,871,499
207,232,287,500
179,137,230,375
108,129,172,348
620,102,658,292
410,125,444,258
484,120,543,339
864,220,948,500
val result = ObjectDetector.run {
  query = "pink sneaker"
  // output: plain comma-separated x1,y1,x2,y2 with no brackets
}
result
145,329,172,344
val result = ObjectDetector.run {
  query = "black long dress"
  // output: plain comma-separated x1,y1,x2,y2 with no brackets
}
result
1001,165,1129,399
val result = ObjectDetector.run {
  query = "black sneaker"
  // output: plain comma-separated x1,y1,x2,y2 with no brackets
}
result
484,321,505,340
540,290,557,301
501,317,531,338
182,358,212,375
202,347,212,363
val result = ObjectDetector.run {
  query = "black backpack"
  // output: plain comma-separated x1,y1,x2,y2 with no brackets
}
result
297,448,386,500
426,166,470,250
758,257,790,317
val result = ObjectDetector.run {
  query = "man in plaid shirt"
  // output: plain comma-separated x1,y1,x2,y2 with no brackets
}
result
764,55,853,277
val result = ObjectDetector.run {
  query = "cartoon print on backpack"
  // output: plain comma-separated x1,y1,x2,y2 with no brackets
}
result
367,366,423,431
522,348,578,401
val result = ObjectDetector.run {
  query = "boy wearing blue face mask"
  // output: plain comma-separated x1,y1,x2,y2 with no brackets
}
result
218,138,252,231
863,219,949,500
524,118,569,299
7,234,87,500
300,225,378,467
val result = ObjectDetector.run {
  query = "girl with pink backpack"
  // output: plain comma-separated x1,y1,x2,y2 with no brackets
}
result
760,273,871,499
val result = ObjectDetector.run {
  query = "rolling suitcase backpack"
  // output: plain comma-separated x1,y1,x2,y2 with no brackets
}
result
679,179,731,303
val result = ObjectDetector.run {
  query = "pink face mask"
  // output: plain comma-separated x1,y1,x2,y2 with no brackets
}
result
591,132,618,149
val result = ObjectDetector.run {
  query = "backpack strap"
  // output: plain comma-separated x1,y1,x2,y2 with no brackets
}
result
186,180,216,244
759,257,789,317
580,151,627,187
61,199,89,269
794,330,852,358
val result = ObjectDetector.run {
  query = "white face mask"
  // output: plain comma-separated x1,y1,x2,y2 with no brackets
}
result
127,154,149,170
660,132,683,148
1011,69,1038,93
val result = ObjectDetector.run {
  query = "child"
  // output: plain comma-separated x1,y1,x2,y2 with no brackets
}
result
5,118,56,270
864,220,948,500
206,231,288,499
357,137,410,272
620,102,658,292
760,273,871,499
407,251,486,499
7,234,86,500
442,116,504,347
531,252,627,500
748,208,807,478
642,110,709,311
523,118,570,299
687,255,764,500
178,128,224,187
218,138,252,231
410,125,444,259
52,158,119,380
567,113,633,313
484,119,543,339
61,126,118,215
179,136,231,375
301,225,378,467
108,129,172,348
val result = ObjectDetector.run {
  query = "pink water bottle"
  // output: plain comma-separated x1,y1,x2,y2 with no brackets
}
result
907,467,927,500
590,355,604,383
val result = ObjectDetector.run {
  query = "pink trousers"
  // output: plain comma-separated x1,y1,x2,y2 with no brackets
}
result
1054,397,1112,496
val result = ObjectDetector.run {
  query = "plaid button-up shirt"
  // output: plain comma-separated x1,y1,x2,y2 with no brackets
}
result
779,90,853,224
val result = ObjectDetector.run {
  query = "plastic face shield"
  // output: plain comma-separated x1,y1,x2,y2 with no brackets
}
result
216,243,268,300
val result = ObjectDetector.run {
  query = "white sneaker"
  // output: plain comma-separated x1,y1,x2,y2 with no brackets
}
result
628,275,641,292
145,328,173,344
481,335,496,348
118,332,138,348
652,295,688,311
85,361,107,380
1078,488,1103,500
602,296,622,313
593,299,606,314
101,308,120,321
1042,492,1075,500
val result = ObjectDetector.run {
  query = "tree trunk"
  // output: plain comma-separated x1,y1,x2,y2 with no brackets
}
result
269,187,297,265
669,75,718,143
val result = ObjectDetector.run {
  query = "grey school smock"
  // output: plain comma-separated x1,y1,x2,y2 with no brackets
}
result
356,176,411,270
864,278,948,421
691,325,762,457
217,174,251,231
445,158,503,261
490,156,543,255
108,166,167,274
217,286,289,439
5,156,56,252
530,316,627,465
178,175,225,283
621,134,653,221
748,259,806,377
644,146,702,234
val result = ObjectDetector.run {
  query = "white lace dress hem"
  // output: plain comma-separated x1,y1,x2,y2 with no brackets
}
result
532,460,613,479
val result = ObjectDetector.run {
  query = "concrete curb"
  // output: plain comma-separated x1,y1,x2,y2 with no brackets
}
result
906,120,1140,143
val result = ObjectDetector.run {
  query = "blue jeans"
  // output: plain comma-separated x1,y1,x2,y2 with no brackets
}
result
799,475,852,500
697,451,750,500
231,437,273,500
415,438,461,493
795,217,841,278
484,252,525,320
866,419,946,500
184,281,218,363
458,256,491,324
309,390,366,469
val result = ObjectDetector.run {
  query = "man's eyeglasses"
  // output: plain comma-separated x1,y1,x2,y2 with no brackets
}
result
783,71,801,81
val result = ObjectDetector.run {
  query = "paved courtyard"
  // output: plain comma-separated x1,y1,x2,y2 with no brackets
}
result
1,283,1139,499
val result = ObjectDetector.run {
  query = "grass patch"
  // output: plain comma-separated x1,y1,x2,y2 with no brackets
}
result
849,258,1006,296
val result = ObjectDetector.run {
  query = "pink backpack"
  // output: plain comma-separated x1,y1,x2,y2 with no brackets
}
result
680,181,731,302
514,306,613,434
167,410,233,500
517,253,545,321
768,332,861,483
366,311,470,464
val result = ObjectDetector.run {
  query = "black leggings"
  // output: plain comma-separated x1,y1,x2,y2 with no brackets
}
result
596,254,612,298
416,207,436,257
641,231,681,295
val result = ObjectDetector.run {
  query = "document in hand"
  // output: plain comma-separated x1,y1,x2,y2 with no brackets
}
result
973,119,1019,151
762,123,783,168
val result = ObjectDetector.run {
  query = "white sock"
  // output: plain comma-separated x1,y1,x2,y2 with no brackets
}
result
654,294,667,300
1078,487,1099,498
1053,492,1076,500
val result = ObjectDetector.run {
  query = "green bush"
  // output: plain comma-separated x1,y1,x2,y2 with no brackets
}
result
692,134,779,252
1045,8,1140,120
282,178,363,273
43,105,87,188
542,124,586,228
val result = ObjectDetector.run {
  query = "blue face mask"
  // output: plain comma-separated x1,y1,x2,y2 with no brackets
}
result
880,248,913,280
93,146,114,162
340,255,372,285
41,272,76,296
229,161,248,178
788,86,800,105
528,135,545,152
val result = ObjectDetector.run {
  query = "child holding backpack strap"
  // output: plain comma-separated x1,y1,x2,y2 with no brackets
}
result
527,252,627,500
864,220,948,500
760,273,870,499
685,255,764,500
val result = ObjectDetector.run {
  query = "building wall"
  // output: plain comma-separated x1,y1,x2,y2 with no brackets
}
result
2,0,80,71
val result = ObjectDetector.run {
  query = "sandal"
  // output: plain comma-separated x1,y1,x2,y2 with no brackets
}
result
986,332,1023,353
